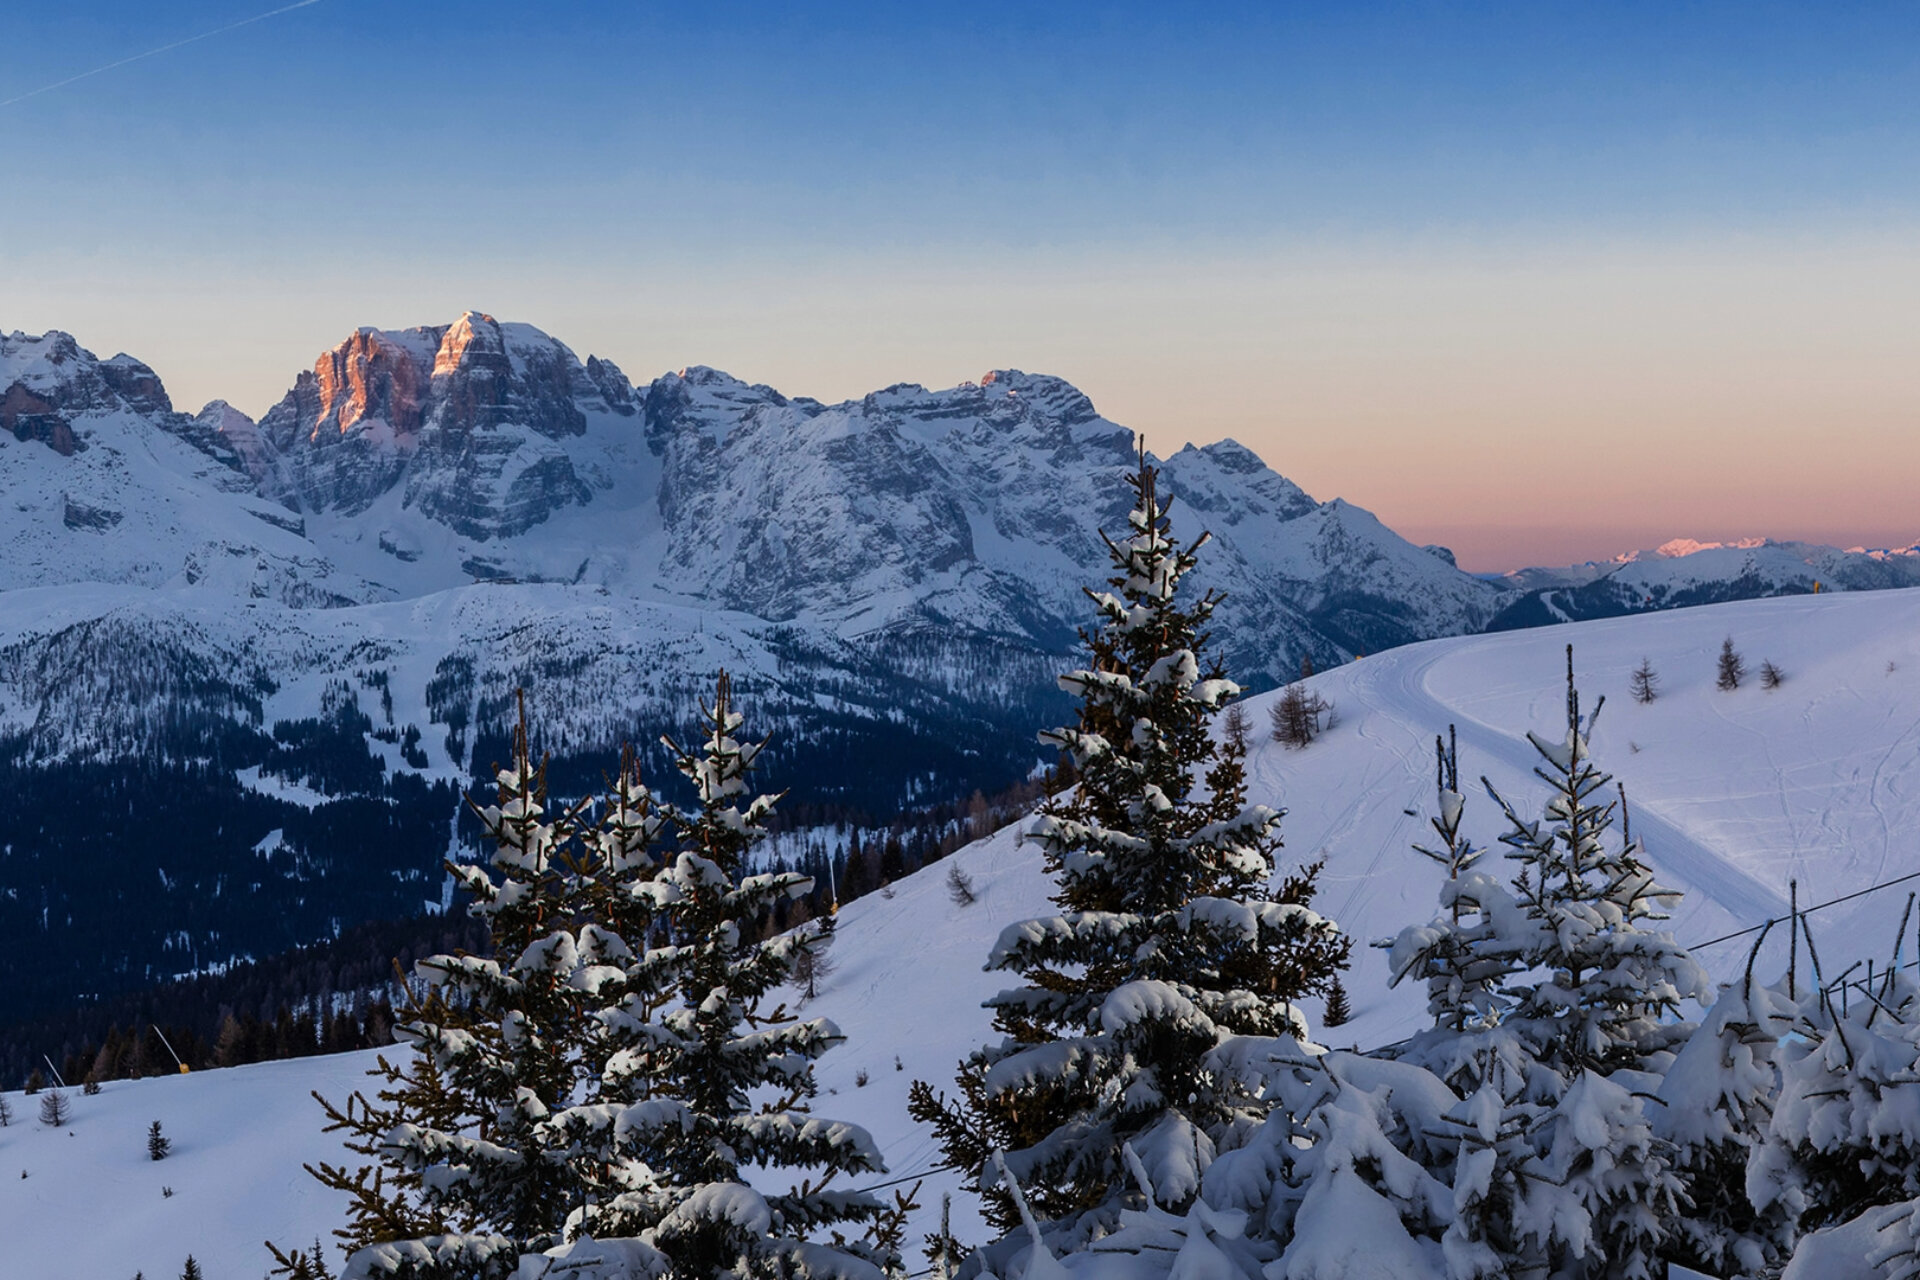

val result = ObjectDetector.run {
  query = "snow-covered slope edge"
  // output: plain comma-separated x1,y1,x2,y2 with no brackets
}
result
8,590,1917,1275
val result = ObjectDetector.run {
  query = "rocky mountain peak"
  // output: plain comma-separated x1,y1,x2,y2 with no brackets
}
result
192,400,277,488
644,366,800,452
976,368,1099,426
431,310,503,377
309,327,433,443
97,353,173,418
1,329,179,455
255,315,617,537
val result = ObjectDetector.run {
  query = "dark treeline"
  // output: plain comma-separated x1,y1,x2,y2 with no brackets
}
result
2,756,1062,1087
760,761,1063,920
1,912,486,1089
0,747,461,1025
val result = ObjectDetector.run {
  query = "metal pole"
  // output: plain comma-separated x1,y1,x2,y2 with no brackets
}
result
153,1025,190,1074
1789,879,1798,1000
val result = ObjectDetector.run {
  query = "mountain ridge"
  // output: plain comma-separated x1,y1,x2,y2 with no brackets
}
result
3,312,1915,1020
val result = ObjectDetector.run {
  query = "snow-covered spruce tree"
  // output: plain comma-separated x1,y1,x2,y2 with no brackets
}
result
1387,727,1528,1094
1749,916,1920,1267
1378,729,1547,1280
1520,1069,1679,1280
553,671,902,1280
279,703,597,1280
1187,1037,1462,1280
1386,661,1712,1280
912,448,1350,1233
1651,938,1797,1279
1483,647,1709,1080
1461,650,1707,1280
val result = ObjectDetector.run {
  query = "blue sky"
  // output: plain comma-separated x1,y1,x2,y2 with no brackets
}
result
5,2,1918,567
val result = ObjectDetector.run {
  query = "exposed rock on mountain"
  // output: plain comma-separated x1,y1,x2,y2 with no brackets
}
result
2,330,175,455
259,312,626,539
2,312,1912,1021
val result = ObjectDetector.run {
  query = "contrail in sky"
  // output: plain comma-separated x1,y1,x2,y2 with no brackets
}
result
0,0,325,109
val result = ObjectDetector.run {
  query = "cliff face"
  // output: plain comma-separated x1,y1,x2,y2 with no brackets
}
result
1,330,175,455
260,312,628,539
0,315,1514,682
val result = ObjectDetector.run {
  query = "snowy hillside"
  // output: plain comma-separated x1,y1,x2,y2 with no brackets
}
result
7,590,1916,1276
0,314,1507,1016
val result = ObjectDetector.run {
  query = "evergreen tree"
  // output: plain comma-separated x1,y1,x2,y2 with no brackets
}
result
912,448,1350,1231
1750,923,1920,1260
282,702,595,1279
1717,637,1745,691
181,1257,203,1280
1438,1072,1545,1280
1483,647,1709,1078
558,672,903,1279
1321,976,1352,1029
1629,658,1658,705
148,1119,171,1161
382,707,593,1256
1760,659,1785,690
1388,727,1526,1093
1523,1070,1677,1280
1653,959,1797,1277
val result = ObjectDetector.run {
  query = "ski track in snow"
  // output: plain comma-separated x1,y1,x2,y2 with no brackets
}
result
1366,640,1790,927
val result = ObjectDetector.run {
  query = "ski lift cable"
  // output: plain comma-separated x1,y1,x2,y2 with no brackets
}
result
1686,866,1920,950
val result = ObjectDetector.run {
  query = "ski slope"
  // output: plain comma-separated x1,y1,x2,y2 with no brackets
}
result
5,590,1918,1274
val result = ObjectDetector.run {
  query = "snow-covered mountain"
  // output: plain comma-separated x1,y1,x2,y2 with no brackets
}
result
1491,536,1920,629
8,590,1916,1279
1,314,1509,1018
6,315,1507,674
5,313,1916,1019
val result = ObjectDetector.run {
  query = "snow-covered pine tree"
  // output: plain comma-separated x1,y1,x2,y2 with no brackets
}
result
1436,1070,1545,1280
1387,727,1528,1095
1652,939,1797,1279
912,447,1350,1232
1750,910,1920,1266
1483,647,1709,1079
1383,730,1553,1279
559,671,902,1280
282,701,596,1280
1521,1069,1677,1280
1190,1040,1459,1280
1454,651,1706,1280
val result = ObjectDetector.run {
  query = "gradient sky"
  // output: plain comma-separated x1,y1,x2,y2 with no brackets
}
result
4,2,1916,570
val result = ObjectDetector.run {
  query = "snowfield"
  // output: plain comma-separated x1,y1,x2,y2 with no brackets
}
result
5,589,1918,1275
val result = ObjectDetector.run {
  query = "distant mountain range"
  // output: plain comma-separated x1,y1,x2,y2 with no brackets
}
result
2,312,1913,1017
1488,536,1920,630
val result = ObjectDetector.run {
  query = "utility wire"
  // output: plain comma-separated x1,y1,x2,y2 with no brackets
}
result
1685,867,1920,950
